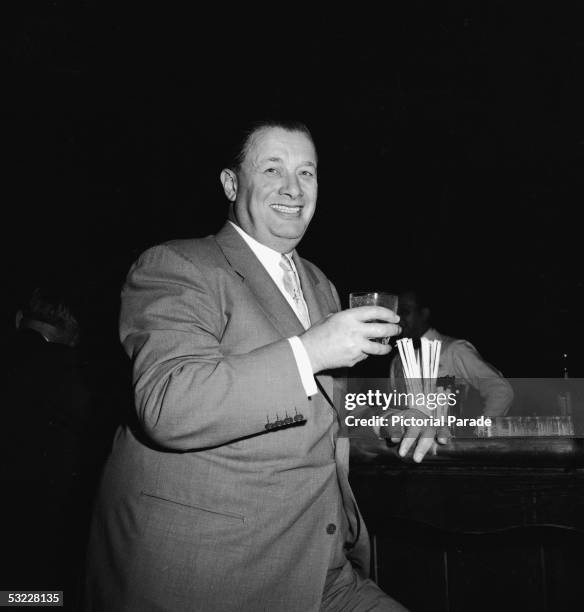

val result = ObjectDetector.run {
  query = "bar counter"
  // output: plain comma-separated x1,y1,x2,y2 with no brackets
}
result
349,433,584,611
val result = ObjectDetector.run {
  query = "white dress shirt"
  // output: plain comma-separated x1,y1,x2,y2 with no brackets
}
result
229,221,318,397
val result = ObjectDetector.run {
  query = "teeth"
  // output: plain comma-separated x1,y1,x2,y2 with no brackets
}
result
271,204,301,214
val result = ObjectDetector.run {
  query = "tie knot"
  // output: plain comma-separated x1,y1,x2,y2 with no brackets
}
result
280,254,294,273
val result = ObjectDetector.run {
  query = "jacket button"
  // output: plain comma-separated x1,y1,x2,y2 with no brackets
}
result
326,523,336,535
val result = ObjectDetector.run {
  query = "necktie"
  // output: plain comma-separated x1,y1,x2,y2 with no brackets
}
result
280,254,311,329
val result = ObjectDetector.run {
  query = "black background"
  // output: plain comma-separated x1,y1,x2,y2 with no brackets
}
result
4,2,583,377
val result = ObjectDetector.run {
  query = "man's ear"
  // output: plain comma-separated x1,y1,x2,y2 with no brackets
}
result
220,169,238,202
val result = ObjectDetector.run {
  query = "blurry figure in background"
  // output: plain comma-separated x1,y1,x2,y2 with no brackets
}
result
390,289,513,418
15,287,81,348
3,286,93,602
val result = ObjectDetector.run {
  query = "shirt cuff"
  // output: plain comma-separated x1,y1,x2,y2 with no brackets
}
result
288,336,318,397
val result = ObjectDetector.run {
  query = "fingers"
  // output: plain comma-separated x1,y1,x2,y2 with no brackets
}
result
411,435,435,463
351,351,369,366
384,423,404,444
398,426,420,458
398,425,451,462
360,321,402,340
436,426,451,445
301,306,401,371
361,339,392,356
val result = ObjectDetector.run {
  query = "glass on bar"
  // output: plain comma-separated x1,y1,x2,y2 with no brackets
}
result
475,415,575,438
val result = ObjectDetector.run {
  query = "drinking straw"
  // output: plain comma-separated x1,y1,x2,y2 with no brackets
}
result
397,337,443,411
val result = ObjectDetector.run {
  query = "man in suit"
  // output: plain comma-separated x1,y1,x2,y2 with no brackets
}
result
84,120,442,611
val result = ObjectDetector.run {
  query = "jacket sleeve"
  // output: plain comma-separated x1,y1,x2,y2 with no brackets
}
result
119,245,309,451
449,340,514,417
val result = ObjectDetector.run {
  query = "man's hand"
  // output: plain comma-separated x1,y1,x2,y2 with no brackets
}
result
385,408,450,463
300,306,400,373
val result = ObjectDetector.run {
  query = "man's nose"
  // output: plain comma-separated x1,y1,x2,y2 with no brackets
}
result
279,173,303,199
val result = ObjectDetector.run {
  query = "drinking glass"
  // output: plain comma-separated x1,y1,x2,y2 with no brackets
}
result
349,291,399,344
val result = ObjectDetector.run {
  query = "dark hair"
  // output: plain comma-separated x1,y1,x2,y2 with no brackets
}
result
225,119,315,172
20,286,79,330
398,288,433,311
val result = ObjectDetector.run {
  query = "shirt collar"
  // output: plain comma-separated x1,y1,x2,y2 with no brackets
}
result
422,327,441,341
228,221,293,268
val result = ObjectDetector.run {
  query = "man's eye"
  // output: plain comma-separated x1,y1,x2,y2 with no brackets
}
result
300,170,314,177
265,168,280,175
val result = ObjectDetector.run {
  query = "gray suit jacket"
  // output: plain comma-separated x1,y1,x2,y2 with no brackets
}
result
84,222,370,611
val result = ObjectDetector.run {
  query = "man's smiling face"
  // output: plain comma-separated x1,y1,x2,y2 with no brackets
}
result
226,126,318,253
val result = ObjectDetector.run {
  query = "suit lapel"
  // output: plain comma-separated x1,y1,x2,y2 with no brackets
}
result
215,223,340,412
214,223,305,339
292,252,342,411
